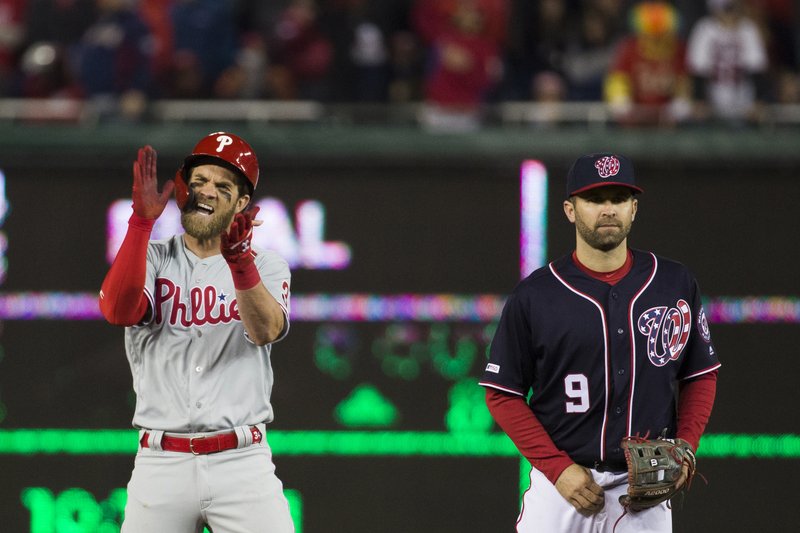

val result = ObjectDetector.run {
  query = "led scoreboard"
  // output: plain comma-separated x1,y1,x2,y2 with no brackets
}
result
0,156,533,533
0,151,798,533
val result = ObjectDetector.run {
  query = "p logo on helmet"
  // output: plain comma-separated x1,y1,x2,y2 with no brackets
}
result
215,135,234,153
174,131,260,210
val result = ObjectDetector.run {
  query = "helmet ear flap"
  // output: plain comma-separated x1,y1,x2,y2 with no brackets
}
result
174,166,194,210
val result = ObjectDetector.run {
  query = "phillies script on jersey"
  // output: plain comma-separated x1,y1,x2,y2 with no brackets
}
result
154,278,242,326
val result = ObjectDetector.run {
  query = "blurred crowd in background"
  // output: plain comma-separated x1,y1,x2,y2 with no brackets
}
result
0,0,796,128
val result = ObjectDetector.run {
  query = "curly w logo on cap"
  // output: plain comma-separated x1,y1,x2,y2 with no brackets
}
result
594,156,621,178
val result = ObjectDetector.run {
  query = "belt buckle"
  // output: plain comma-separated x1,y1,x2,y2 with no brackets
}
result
189,435,205,455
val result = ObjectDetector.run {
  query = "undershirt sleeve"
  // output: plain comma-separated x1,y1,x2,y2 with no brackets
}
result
677,369,718,451
485,388,574,485
98,213,153,326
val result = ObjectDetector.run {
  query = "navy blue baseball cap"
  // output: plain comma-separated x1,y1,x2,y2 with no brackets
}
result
566,153,643,197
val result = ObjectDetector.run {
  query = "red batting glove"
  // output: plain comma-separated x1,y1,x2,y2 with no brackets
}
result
132,145,175,220
220,206,261,290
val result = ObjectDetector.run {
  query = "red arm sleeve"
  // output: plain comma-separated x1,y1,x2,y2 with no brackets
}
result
485,388,574,485
677,369,718,450
98,213,154,326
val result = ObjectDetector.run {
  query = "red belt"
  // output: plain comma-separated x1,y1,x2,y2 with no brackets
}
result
141,426,262,455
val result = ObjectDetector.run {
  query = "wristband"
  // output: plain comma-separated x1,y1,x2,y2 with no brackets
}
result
129,212,156,232
229,260,261,291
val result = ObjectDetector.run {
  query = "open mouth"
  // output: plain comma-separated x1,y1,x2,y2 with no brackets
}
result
194,202,215,215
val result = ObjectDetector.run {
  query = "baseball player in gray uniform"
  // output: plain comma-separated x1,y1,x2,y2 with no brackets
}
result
99,132,294,532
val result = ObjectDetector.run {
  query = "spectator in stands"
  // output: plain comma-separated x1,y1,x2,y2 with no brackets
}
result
414,0,508,49
317,0,386,102
266,0,334,101
73,0,153,120
17,0,97,96
18,40,84,99
745,0,798,104
560,1,625,101
212,32,270,99
235,0,291,37
414,0,508,97
0,0,26,95
673,0,706,38
24,0,97,48
166,0,238,98
415,0,504,131
604,1,692,126
747,0,796,69
501,0,573,101
319,0,416,103
139,0,173,93
590,0,629,38
686,0,769,124
345,16,391,102
525,69,568,127
231,0,293,98
387,29,424,103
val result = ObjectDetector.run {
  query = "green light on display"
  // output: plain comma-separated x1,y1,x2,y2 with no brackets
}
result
1,430,799,458
334,383,399,428
520,458,531,503
429,324,478,380
0,429,136,455
285,489,303,533
267,431,518,457
699,433,800,458
21,487,125,533
372,324,428,380
21,488,54,533
444,379,494,433
21,487,303,533
313,324,358,380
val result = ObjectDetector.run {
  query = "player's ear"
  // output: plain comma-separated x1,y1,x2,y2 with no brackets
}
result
631,197,638,221
235,194,251,214
563,199,576,223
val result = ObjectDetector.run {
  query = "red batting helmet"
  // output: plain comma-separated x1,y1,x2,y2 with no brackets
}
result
174,132,259,209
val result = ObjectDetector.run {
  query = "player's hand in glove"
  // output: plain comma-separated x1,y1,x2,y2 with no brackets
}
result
618,434,696,512
220,206,260,266
132,145,174,220
221,206,263,291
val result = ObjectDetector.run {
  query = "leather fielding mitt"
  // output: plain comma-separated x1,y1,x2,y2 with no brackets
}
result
619,434,696,512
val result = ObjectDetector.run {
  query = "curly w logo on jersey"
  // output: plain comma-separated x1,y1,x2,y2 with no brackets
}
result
637,299,692,367
594,156,620,178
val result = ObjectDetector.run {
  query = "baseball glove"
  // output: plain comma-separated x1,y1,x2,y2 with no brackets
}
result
618,434,696,512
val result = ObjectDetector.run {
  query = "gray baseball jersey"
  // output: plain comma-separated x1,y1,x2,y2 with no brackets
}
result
124,234,291,432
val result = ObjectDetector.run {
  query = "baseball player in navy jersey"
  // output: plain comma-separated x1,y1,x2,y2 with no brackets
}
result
99,132,294,532
480,153,720,532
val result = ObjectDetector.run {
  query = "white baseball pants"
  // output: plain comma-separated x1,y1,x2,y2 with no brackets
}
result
122,426,294,533
516,466,671,533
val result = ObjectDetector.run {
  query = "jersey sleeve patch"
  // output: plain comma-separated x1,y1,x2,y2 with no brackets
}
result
485,363,500,374
697,305,712,343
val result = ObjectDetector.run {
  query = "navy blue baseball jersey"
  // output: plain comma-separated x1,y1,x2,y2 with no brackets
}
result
480,249,721,468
